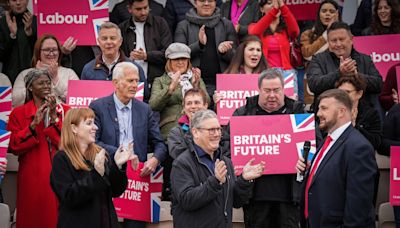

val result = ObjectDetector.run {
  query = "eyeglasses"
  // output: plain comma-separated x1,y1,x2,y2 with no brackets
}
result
40,48,59,54
197,127,223,135
197,0,216,4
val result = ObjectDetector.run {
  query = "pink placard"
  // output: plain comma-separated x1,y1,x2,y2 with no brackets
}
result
66,80,144,108
396,67,400,101
216,74,295,125
230,114,316,175
0,87,12,130
36,0,109,45
353,34,400,81
390,146,400,206
113,162,163,222
284,0,320,21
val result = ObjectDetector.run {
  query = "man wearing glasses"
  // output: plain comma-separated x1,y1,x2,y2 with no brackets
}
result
222,68,305,228
170,109,265,228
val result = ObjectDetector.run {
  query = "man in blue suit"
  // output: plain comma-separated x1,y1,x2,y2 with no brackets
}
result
90,61,167,228
296,89,377,228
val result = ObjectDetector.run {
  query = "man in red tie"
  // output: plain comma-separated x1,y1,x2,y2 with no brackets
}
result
296,89,377,228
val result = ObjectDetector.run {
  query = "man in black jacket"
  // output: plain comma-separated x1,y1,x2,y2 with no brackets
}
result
307,22,383,109
222,68,306,228
119,0,172,86
171,109,265,228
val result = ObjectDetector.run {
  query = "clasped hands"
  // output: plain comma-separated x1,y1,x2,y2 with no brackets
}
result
215,158,265,184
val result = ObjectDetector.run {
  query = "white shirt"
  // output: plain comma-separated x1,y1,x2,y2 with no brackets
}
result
311,121,352,172
134,21,148,77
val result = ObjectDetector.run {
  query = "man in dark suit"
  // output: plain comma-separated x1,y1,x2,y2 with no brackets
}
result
296,89,377,228
90,61,167,228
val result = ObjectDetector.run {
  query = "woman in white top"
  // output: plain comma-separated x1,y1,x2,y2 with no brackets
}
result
12,34,79,107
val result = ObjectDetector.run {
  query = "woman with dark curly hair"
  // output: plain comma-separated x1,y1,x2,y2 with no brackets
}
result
362,0,400,35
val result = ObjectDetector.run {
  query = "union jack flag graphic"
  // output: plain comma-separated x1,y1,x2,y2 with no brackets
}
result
92,17,109,44
150,166,163,222
135,82,145,102
290,113,315,133
89,0,108,11
0,87,12,130
0,129,10,158
283,72,294,89
296,140,317,162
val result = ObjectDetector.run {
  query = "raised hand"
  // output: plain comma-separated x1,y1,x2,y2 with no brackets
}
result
61,36,78,55
339,56,357,75
215,159,227,184
22,11,33,36
392,89,399,104
168,71,181,94
5,11,17,37
31,102,49,128
241,158,265,181
218,41,234,54
114,142,139,170
94,149,106,176
213,91,224,104
199,25,207,45
191,67,201,88
45,94,58,120
140,157,159,177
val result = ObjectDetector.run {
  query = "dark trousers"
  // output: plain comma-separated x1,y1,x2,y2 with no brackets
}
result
123,219,146,228
394,206,400,228
244,200,299,228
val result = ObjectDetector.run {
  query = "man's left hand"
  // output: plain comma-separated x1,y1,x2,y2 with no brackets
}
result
140,156,159,177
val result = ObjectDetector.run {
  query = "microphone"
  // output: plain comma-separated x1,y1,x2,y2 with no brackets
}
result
301,141,311,176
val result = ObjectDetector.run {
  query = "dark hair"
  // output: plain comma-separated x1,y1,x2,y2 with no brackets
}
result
128,0,145,5
327,21,352,35
24,68,52,103
258,68,284,88
183,88,208,106
335,73,367,93
371,0,400,35
318,89,353,112
224,35,268,74
258,1,287,36
309,0,342,43
31,34,63,67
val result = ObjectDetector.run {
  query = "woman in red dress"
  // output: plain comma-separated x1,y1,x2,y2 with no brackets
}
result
7,68,69,228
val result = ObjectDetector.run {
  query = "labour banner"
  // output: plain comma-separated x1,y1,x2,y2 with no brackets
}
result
36,0,109,45
230,114,316,175
67,80,144,108
113,162,163,222
216,74,295,125
397,67,400,100
390,146,400,206
353,34,400,80
0,87,12,130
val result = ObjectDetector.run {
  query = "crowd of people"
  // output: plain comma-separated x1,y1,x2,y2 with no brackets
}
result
0,0,400,227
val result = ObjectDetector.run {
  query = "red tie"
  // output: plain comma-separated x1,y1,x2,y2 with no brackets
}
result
304,136,333,218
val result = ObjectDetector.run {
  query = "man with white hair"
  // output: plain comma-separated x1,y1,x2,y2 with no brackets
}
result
89,61,167,228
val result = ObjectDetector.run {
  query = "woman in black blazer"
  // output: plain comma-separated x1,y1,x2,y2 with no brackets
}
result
50,108,138,228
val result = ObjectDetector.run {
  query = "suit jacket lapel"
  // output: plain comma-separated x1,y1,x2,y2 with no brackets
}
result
131,99,138,142
310,125,353,187
106,95,120,146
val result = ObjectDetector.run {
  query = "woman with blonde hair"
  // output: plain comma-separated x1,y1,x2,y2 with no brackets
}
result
50,108,138,228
